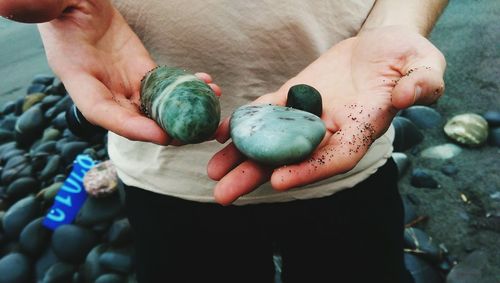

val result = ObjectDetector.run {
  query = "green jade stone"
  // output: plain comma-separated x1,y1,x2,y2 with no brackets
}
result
140,66,221,143
286,84,323,117
230,105,326,166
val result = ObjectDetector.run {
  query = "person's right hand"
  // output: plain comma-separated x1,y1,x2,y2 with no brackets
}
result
1,0,220,144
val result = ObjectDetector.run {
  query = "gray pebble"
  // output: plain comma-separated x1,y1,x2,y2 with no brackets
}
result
392,117,424,151
42,262,76,283
99,247,134,273
81,244,109,283
5,177,39,201
107,218,132,247
51,224,98,264
35,247,60,282
2,195,40,239
39,155,62,182
401,106,443,129
1,155,34,185
483,110,500,127
31,74,54,86
76,193,123,226
410,168,439,189
0,252,32,283
61,141,89,164
19,217,51,256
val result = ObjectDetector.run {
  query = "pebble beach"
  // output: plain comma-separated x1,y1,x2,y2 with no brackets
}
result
0,1,499,282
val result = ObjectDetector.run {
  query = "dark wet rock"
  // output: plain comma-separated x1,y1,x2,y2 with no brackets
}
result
22,92,46,112
51,224,98,264
19,217,51,256
40,95,63,111
81,244,108,283
5,177,39,200
107,218,132,247
53,174,66,183
61,141,90,164
404,253,441,283
27,83,47,94
92,221,112,234
42,262,76,283
0,129,14,143
446,250,492,283
441,163,459,176
488,127,500,147
1,155,34,184
401,106,443,129
35,247,60,282
392,117,424,151
402,196,418,225
0,101,16,115
411,168,440,189
14,97,25,116
15,104,46,147
44,78,66,96
1,148,25,164
76,193,122,226
99,247,134,273
41,128,61,142
36,182,63,202
32,141,58,155
0,116,17,131
2,195,40,239
483,110,500,127
286,84,323,117
404,227,442,262
32,74,55,86
39,155,62,182
0,252,32,283
95,274,126,283
391,152,410,177
51,111,67,130
45,95,72,120
0,241,21,256
55,138,68,153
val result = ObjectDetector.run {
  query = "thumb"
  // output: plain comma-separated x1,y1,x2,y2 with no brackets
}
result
391,64,446,110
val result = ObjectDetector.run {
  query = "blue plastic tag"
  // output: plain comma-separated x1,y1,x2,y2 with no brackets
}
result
43,154,96,230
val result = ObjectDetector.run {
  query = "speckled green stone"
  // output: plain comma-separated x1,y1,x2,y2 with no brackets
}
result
286,84,323,117
230,104,326,166
140,66,220,143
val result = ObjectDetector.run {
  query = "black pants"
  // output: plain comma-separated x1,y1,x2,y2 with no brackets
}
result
124,159,407,283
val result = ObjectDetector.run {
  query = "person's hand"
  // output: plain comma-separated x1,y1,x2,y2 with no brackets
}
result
34,0,220,144
208,26,446,205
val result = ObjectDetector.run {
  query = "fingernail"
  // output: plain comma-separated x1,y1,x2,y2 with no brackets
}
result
414,86,422,103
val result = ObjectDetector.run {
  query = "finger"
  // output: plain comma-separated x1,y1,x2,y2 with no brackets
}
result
65,74,170,145
208,83,222,97
207,143,246,180
213,160,273,205
214,117,231,143
194,72,212,83
271,122,376,191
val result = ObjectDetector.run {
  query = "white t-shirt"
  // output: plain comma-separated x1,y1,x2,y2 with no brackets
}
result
108,0,395,205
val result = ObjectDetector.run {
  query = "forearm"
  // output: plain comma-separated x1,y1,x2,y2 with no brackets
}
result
0,0,77,23
360,0,448,36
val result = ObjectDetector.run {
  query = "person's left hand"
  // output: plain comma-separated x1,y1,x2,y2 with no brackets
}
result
208,26,446,205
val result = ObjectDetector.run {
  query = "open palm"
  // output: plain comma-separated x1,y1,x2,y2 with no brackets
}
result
208,26,446,205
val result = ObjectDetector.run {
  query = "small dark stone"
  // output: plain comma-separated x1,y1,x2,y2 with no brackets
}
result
410,168,439,188
76,193,123,226
44,78,66,96
2,195,40,239
0,101,17,116
31,74,55,86
19,217,51,257
32,141,58,155
1,155,34,185
441,163,459,176
35,247,60,282
5,177,39,201
98,247,134,274
107,218,132,247
404,253,441,283
483,110,500,127
0,252,32,283
0,129,14,143
40,95,63,111
1,148,26,164
51,112,68,130
41,128,61,142
14,97,24,116
61,141,90,164
286,84,323,117
27,83,47,94
44,95,72,120
0,116,17,131
488,127,500,147
39,155,62,182
42,262,76,283
51,224,98,264
15,104,46,148
392,117,424,151
81,244,108,283
401,106,443,129
95,274,126,283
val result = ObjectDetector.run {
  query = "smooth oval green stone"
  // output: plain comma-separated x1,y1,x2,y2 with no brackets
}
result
140,66,221,143
230,104,326,166
286,84,322,117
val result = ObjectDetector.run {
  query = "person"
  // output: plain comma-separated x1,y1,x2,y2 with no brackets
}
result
0,0,448,282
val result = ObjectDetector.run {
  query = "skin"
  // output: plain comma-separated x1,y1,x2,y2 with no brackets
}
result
1,0,448,205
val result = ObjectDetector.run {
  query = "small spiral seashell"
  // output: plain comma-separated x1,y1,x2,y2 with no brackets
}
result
140,66,221,143
444,113,489,146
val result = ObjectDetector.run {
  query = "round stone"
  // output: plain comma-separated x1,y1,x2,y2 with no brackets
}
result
98,247,134,273
410,168,439,189
19,217,51,257
401,106,443,129
286,84,322,117
420,143,462,159
75,193,123,226
0,252,31,283
230,104,326,166
444,113,489,146
392,117,424,151
42,262,76,283
2,195,40,239
107,218,132,246
14,104,46,148
51,224,98,264
483,110,500,127
5,177,39,201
